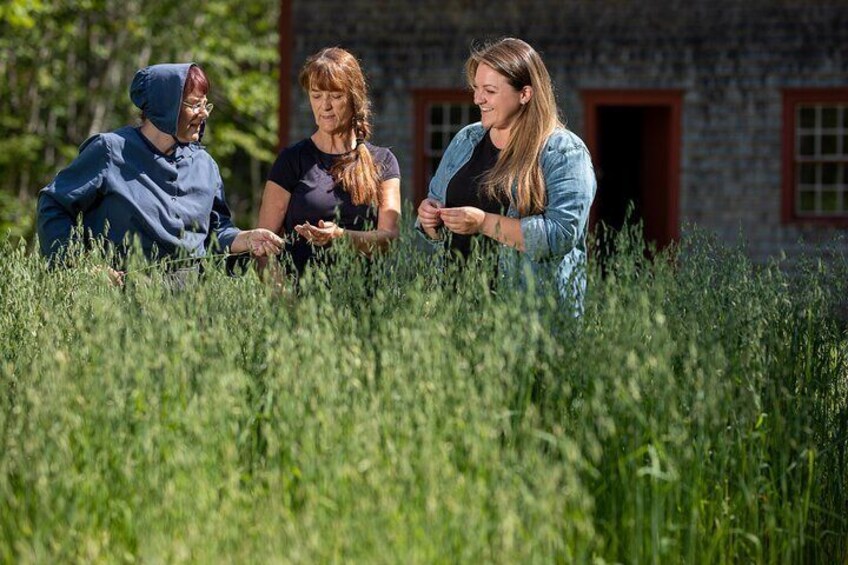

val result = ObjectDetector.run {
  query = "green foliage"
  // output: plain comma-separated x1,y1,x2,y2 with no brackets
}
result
0,0,279,234
0,0,48,29
0,224,846,562
0,195,36,242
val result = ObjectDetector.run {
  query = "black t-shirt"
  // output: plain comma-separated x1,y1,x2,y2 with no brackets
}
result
444,130,505,258
268,138,400,273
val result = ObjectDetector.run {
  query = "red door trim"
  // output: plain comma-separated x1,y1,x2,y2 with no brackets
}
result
581,89,683,242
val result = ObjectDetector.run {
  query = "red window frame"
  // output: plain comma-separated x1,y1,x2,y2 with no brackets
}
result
782,89,848,226
412,89,478,205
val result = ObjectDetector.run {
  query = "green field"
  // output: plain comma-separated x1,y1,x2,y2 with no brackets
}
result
1,226,846,563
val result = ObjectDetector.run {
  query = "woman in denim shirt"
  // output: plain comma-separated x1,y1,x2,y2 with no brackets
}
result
417,38,596,310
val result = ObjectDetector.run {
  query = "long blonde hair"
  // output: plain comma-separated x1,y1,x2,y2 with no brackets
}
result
466,38,562,216
299,47,382,206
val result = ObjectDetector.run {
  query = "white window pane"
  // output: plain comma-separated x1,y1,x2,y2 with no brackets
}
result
822,163,838,185
798,190,816,213
821,191,838,212
793,102,848,218
822,107,838,128
431,105,443,124
798,135,816,156
799,106,816,128
799,163,816,184
822,135,838,156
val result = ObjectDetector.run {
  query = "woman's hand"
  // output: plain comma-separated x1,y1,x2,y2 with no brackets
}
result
439,206,486,235
294,220,344,247
417,198,443,239
231,228,284,257
93,265,125,287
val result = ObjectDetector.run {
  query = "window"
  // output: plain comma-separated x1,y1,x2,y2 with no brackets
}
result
413,90,479,204
783,90,848,224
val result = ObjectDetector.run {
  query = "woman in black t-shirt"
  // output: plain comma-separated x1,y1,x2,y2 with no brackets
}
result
258,47,401,275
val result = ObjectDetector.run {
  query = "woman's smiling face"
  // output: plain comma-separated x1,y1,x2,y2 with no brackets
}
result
472,63,525,132
176,88,209,144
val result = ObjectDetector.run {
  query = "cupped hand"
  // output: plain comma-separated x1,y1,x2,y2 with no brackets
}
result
241,228,284,257
439,206,486,235
294,220,344,247
93,265,125,287
417,198,443,239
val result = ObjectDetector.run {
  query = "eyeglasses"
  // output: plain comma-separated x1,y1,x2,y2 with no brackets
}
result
182,100,214,114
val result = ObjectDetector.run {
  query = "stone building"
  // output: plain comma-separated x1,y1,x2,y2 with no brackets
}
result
276,0,848,261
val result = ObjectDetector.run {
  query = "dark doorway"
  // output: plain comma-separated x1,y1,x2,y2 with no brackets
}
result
595,106,671,249
583,91,682,256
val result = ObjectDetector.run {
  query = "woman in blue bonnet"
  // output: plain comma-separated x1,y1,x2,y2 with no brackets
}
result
37,63,282,283
416,38,596,309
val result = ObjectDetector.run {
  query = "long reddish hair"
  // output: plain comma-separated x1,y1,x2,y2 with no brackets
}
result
299,48,382,207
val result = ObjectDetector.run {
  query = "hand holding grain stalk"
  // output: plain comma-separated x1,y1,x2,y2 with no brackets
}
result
417,197,443,239
92,265,125,287
438,206,486,235
231,228,285,257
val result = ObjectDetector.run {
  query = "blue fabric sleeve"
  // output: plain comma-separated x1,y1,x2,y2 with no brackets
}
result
520,145,595,261
207,166,240,252
37,135,109,259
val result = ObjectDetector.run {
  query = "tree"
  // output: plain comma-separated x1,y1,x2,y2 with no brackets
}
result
0,0,279,240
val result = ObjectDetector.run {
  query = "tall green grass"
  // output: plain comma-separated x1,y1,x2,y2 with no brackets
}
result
0,225,846,563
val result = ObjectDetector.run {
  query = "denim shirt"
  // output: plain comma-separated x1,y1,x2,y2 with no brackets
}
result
418,123,596,309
